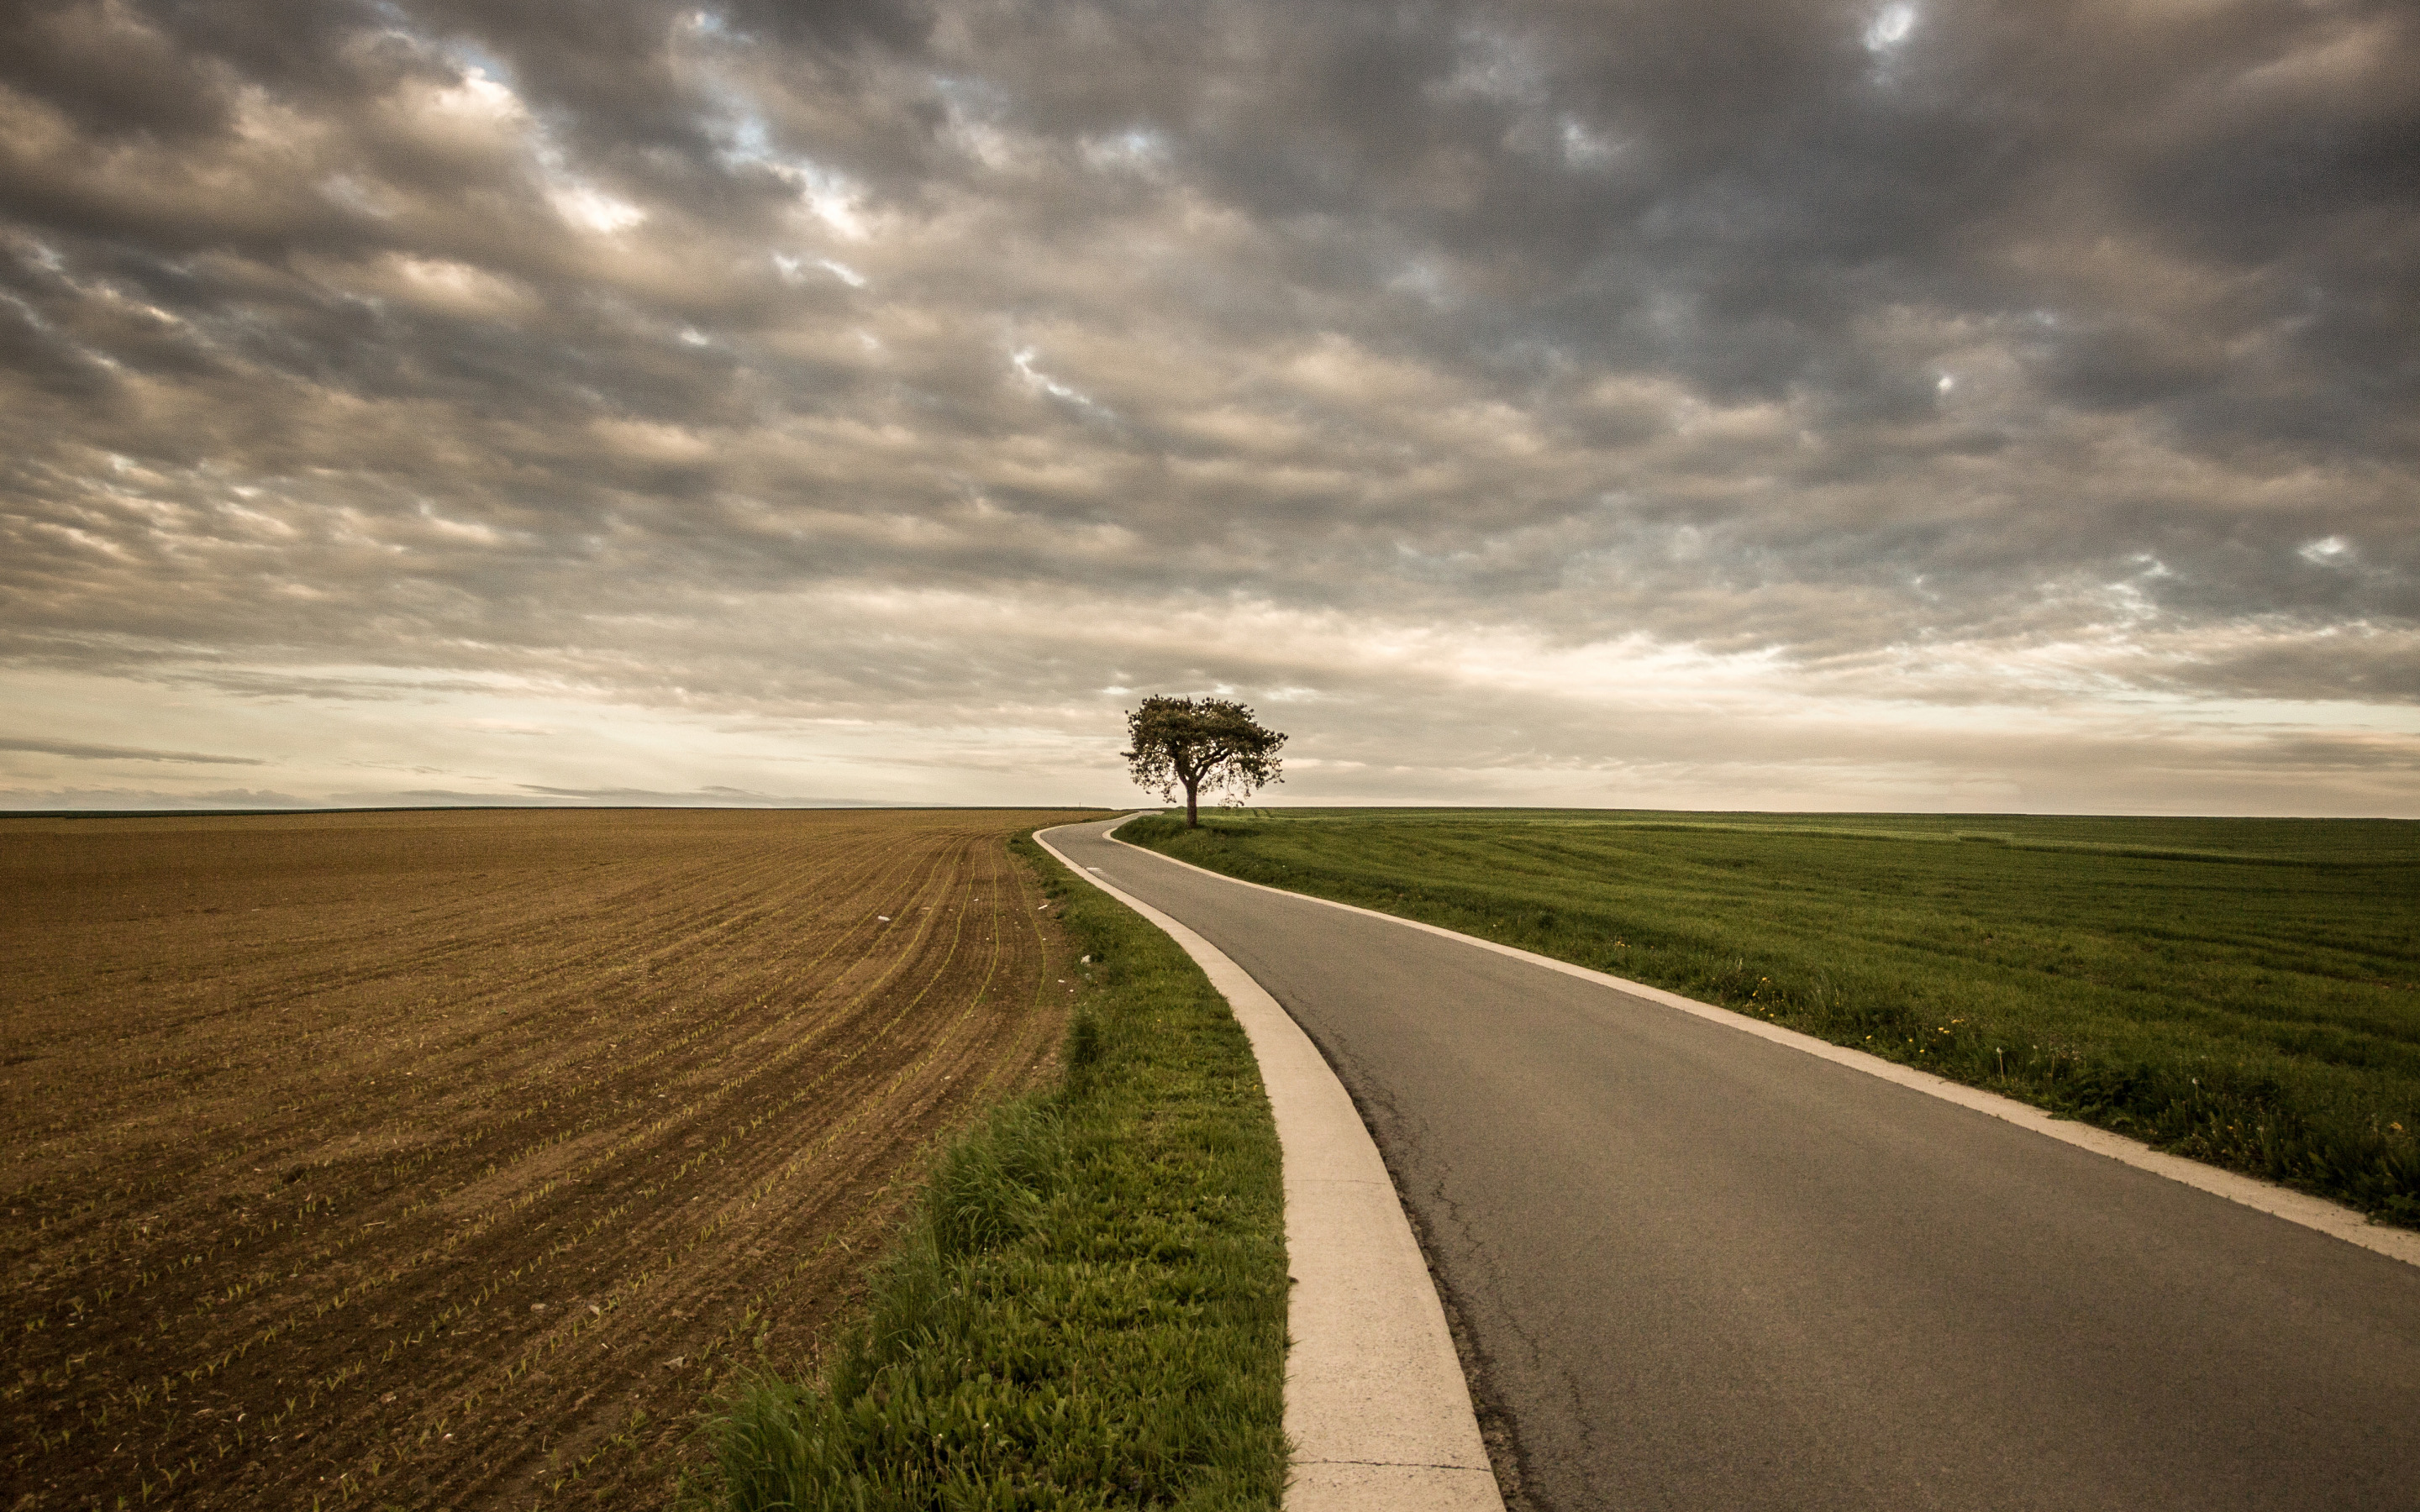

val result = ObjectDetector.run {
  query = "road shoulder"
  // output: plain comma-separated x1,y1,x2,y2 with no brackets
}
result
1035,819,1505,1512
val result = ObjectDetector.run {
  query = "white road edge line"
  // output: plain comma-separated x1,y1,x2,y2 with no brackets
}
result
1106,817,2420,1273
1035,819,1506,1512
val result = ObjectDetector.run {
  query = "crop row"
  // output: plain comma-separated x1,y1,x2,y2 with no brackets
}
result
7,815,1074,1510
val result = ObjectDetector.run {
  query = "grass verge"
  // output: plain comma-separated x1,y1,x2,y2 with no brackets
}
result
702,829,1288,1510
1122,809,2420,1229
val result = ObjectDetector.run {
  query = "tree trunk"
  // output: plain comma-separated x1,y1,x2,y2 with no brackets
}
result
1184,779,1199,827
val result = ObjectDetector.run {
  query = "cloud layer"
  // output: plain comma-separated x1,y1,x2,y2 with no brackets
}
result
3,0,2415,812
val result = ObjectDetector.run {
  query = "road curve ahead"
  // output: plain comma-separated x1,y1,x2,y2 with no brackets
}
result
1046,820,2420,1512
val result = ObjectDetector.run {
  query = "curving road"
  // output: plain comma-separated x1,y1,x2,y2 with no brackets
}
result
1047,819,2420,1512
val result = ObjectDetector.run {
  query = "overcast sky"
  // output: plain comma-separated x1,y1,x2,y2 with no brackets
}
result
3,0,2415,815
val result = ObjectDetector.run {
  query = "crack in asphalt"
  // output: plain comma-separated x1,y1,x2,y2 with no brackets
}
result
1290,985,1550,1512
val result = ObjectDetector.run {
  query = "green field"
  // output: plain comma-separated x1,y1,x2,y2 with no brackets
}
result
1122,810,2420,1229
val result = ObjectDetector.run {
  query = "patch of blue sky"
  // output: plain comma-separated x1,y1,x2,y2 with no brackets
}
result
1082,128,1169,171
699,81,869,237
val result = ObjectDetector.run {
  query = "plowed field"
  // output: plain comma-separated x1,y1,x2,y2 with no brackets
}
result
1,806,1096,1510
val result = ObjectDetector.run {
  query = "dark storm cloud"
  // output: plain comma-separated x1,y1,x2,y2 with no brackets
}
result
0,0,2414,809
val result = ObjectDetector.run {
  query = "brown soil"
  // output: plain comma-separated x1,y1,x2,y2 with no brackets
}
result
0,806,1097,1510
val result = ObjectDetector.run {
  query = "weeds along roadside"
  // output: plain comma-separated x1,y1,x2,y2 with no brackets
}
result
1121,813,2420,1231
702,829,1289,1510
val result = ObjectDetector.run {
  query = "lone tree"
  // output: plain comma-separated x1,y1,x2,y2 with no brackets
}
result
1123,696,1286,828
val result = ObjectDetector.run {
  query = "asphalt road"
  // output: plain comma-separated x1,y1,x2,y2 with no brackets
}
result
1048,820,2420,1512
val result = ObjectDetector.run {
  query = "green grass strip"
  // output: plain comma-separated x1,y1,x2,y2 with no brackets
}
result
1123,809,2420,1230
702,831,1288,1511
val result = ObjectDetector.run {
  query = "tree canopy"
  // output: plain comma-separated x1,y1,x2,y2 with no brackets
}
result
1123,696,1286,827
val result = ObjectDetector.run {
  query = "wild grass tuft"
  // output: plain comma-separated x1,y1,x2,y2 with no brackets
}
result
1125,809,2420,1229
702,831,1288,1510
